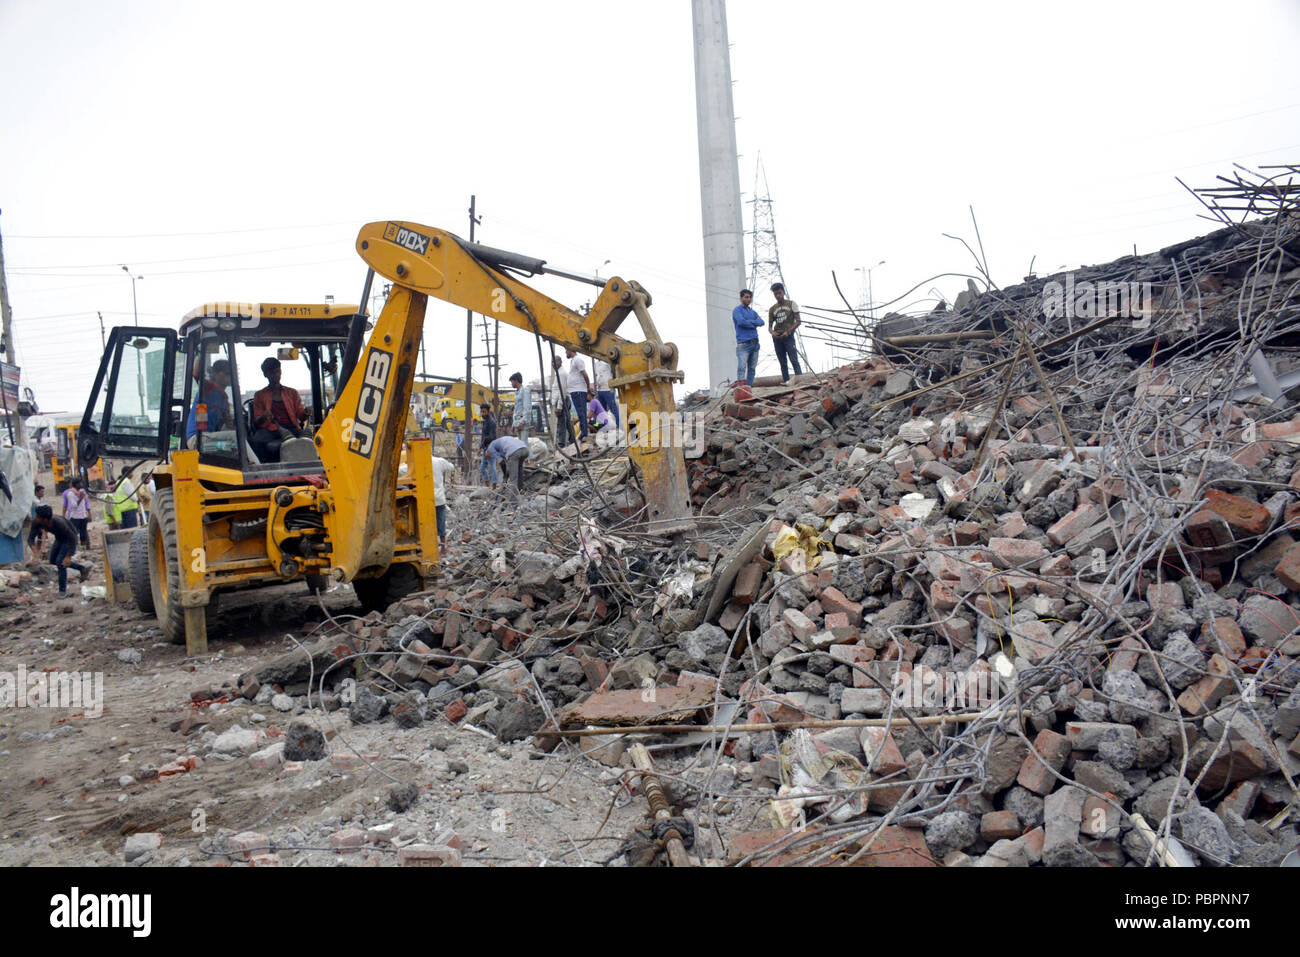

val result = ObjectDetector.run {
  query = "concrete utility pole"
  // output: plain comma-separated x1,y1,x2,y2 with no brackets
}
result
692,0,747,391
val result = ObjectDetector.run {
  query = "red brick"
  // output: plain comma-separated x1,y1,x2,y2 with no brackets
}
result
1261,418,1300,440
1197,737,1275,790
861,727,910,811
930,580,960,612
719,600,747,632
1231,441,1272,468
579,656,609,688
727,828,802,865
782,608,818,642
988,537,1048,567
834,533,867,553
1108,636,1143,673
954,522,981,545
556,686,713,727
724,402,762,420
935,618,973,648
980,810,1021,842
998,513,1029,538
330,828,366,854
1185,508,1235,552
398,844,463,867
1201,618,1246,659
738,561,764,605
442,610,463,650
837,487,863,510
1177,654,1235,716
1275,543,1300,592
856,826,936,867
676,670,716,695
1016,729,1071,794
444,698,468,723
1204,488,1271,539
228,831,269,861
860,727,906,775
1145,581,1185,611
828,642,873,669
818,586,863,626
1019,826,1045,864
1039,553,1072,576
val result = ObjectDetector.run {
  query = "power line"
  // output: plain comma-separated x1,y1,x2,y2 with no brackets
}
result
8,239,344,271
6,220,353,240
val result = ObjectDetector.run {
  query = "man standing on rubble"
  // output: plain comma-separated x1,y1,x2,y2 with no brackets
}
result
509,372,533,440
479,403,499,487
431,453,456,547
732,289,764,387
593,358,619,429
550,355,576,449
768,283,803,383
565,347,594,449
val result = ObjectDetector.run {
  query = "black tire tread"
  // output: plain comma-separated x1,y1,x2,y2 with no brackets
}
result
128,527,154,614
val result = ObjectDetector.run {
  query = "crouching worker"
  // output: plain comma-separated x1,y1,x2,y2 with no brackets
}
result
483,436,530,494
31,504,89,598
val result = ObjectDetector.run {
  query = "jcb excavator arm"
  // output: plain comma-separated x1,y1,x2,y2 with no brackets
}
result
315,220,693,582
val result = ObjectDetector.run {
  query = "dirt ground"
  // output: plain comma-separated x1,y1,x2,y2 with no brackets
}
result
0,525,753,868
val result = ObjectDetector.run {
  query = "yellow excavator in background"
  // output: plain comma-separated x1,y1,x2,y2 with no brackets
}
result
79,220,692,653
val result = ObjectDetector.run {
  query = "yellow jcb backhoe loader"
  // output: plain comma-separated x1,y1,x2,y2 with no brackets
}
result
79,220,692,654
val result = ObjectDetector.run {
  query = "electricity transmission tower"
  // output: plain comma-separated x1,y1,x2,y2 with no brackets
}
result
746,154,784,294
746,156,817,372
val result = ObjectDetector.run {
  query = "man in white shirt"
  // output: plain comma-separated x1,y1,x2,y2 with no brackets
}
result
593,358,619,429
431,455,457,546
551,355,575,448
565,348,593,446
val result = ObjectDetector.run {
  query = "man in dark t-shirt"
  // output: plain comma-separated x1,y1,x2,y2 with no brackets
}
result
768,283,803,383
31,504,89,597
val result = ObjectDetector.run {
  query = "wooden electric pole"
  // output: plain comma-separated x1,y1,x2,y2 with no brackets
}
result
0,209,14,366
463,195,481,479
0,209,22,446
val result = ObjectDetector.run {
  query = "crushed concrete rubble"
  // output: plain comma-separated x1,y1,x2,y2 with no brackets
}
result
38,168,1296,867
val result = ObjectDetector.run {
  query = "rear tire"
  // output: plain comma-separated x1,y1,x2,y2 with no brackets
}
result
353,562,422,614
149,488,216,645
128,528,154,614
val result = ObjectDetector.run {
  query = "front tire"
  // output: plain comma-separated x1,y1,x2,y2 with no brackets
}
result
148,488,216,645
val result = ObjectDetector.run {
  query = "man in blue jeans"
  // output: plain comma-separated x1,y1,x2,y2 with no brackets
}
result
732,289,764,386
31,504,89,597
768,283,804,382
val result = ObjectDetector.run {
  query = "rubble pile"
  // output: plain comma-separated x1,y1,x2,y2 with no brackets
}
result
208,171,1300,867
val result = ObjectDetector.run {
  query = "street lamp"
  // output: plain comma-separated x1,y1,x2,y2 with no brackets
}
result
120,265,142,325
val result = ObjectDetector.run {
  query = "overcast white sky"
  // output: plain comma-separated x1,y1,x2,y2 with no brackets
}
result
2,0,1298,417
